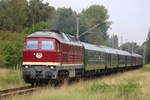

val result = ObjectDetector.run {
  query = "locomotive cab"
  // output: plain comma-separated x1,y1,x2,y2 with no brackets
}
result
23,37,60,64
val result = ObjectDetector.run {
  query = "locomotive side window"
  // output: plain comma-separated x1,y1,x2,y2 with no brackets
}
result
55,42,59,51
27,40,38,50
41,40,54,50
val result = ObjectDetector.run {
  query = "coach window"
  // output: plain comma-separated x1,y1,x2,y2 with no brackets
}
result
27,40,38,50
42,40,54,50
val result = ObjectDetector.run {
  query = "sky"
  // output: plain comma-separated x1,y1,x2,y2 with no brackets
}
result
44,0,150,45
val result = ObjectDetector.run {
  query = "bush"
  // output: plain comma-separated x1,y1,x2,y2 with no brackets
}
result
0,30,24,68
0,55,6,67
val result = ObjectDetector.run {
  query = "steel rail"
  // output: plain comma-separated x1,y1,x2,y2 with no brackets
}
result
0,85,36,99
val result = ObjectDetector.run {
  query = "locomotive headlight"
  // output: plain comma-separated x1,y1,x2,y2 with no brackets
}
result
35,53,43,59
50,66,54,69
25,66,29,68
50,66,56,70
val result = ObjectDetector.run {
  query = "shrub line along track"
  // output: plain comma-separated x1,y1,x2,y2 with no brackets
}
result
0,85,36,99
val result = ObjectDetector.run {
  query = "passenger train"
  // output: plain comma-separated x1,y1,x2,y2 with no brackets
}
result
22,30,143,84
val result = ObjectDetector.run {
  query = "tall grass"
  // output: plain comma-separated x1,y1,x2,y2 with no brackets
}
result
11,65,150,100
0,68,25,89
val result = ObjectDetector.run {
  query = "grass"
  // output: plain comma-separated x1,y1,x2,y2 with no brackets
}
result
140,65,150,72
10,65,150,100
0,68,25,89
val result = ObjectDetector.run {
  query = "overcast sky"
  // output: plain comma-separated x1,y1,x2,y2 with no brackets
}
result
44,0,150,45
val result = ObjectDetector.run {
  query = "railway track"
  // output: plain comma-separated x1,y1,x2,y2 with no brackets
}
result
0,85,36,99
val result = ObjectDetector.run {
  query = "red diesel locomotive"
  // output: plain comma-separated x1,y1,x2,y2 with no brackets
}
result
22,30,84,84
22,30,143,84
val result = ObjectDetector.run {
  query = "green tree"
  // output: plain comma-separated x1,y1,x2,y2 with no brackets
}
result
23,21,53,35
80,5,111,45
27,0,55,26
3,41,23,67
120,42,142,55
0,0,55,31
144,28,150,63
53,8,77,34
109,34,119,49
0,0,28,31
0,30,24,68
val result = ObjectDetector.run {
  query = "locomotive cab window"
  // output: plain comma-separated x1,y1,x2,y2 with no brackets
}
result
41,40,54,50
26,40,38,50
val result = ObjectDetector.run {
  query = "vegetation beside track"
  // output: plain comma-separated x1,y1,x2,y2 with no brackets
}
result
0,68,25,89
11,65,150,100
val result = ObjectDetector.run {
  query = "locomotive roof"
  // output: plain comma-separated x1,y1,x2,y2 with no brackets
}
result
27,30,82,46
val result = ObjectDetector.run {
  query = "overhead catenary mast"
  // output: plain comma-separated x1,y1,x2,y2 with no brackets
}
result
76,17,80,40
143,43,146,64
76,16,100,40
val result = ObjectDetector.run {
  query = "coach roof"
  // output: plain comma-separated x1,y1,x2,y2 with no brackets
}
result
82,42,106,52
